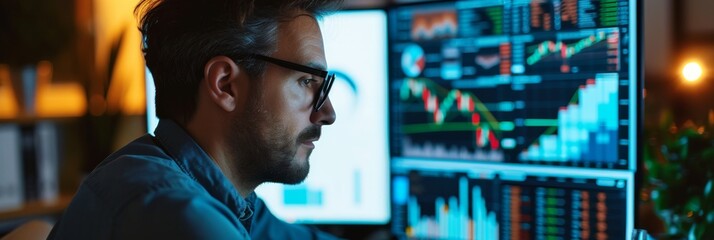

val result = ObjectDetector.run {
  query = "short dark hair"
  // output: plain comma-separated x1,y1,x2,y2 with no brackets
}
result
135,0,341,123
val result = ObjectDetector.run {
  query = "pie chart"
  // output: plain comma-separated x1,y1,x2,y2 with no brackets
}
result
401,44,425,77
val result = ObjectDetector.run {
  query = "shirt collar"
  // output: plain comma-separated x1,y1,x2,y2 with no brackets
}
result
152,119,256,222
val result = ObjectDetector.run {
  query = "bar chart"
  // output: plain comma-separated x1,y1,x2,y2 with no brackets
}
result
393,174,499,240
520,73,619,163
392,170,629,240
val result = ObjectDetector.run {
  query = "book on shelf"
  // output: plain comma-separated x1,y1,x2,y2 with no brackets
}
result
0,124,23,211
0,122,60,213
35,122,59,202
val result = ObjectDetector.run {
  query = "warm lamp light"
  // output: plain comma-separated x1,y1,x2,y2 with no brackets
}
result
35,61,87,118
682,62,703,83
0,65,19,118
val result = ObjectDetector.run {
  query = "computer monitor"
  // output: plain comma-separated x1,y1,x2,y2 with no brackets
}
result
388,0,640,239
144,9,390,224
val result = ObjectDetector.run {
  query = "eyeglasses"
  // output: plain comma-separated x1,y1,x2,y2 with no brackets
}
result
251,54,335,112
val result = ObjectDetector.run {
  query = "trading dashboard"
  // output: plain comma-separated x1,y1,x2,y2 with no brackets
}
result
388,0,639,239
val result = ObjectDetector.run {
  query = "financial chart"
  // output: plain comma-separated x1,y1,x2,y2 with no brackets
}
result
391,162,631,240
389,0,636,170
389,0,640,239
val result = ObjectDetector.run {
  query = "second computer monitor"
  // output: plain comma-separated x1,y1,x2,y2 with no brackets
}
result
388,0,640,239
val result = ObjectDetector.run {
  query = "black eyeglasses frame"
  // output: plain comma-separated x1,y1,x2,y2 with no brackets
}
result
250,54,335,112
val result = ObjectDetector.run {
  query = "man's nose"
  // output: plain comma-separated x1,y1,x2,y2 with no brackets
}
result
311,97,336,125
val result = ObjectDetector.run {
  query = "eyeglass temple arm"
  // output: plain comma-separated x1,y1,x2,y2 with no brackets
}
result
251,54,328,78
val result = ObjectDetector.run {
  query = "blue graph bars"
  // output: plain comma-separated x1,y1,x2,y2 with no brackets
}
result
282,170,365,207
407,177,499,239
521,73,619,163
283,184,323,206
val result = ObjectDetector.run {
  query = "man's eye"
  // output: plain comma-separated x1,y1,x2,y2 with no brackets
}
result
301,78,317,87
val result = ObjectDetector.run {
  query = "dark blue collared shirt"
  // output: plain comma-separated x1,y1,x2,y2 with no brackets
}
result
49,120,339,239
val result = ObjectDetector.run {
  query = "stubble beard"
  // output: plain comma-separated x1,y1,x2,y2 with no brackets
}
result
229,88,313,186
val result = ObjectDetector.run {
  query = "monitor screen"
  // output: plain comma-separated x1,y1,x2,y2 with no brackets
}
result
388,0,639,239
146,67,158,133
146,10,390,224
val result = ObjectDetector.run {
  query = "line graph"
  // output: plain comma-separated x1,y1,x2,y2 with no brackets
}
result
526,33,606,65
475,54,500,70
469,45,510,76
396,78,505,162
411,11,458,41
525,29,619,74
400,78,501,129
390,73,629,168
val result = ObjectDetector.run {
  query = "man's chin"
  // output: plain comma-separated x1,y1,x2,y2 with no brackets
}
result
273,157,310,185
278,168,310,185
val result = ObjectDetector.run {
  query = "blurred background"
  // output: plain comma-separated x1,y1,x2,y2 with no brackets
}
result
0,0,713,239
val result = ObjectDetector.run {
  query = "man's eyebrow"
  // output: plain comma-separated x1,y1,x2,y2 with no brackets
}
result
306,61,327,72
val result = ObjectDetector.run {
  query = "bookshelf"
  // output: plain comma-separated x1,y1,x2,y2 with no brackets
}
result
0,0,147,230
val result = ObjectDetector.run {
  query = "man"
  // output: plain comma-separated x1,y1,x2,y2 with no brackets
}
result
49,0,341,239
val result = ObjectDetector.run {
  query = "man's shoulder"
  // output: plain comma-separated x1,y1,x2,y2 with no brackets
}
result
56,174,248,239
80,135,202,210
111,187,249,239
52,135,231,239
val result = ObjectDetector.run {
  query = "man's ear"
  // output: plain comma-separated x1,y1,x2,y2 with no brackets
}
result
203,56,242,112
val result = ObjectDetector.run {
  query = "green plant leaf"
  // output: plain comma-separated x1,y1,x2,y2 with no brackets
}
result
685,197,701,218
652,189,670,212
644,118,714,239
689,221,711,240
679,136,689,159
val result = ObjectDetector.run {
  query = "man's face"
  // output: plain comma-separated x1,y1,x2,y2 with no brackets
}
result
231,13,336,185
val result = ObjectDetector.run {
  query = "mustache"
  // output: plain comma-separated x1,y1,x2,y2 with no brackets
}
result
297,126,321,142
